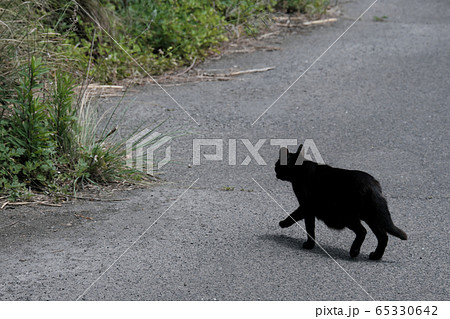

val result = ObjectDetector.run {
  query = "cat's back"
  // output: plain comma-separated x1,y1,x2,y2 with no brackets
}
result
316,165,382,195
347,169,382,194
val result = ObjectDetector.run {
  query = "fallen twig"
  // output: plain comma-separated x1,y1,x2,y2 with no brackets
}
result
303,18,337,26
274,17,337,28
0,201,62,209
156,66,275,84
1,201,33,207
257,31,280,40
67,194,126,202
273,16,305,22
197,75,233,81
40,202,62,207
177,57,197,76
228,66,275,76
202,66,275,78
227,47,281,54
74,214,94,220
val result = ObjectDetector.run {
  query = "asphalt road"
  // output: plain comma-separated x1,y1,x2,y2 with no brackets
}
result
0,0,449,300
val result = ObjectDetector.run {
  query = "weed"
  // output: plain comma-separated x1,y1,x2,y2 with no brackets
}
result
373,15,388,22
49,71,77,153
0,56,158,200
1,1,330,85
222,186,235,191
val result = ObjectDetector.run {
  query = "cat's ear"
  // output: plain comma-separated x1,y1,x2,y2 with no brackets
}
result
296,144,303,154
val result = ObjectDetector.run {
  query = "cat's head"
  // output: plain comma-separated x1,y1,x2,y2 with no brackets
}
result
274,144,303,181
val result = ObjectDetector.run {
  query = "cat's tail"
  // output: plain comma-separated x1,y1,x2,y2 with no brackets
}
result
369,187,408,240
387,224,408,240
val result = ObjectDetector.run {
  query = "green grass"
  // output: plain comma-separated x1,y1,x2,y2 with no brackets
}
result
373,15,388,22
0,0,331,200
222,186,235,191
0,56,160,200
1,0,331,88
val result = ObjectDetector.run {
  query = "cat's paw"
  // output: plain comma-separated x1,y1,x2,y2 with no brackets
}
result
302,241,315,250
279,220,291,228
350,249,360,258
369,252,383,260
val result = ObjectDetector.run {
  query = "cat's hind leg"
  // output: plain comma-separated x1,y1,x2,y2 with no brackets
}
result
303,215,316,249
367,225,388,260
279,206,306,228
347,221,367,258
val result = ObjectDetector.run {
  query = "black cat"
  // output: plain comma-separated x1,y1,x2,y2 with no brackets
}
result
275,144,407,260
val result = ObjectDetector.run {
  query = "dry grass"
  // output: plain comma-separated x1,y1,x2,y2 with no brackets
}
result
0,0,112,103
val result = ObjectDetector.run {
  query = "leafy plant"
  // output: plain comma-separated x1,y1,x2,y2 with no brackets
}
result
0,130,27,200
0,57,159,200
0,0,332,200
1,0,330,86
1,56,57,193
8,56,53,159
49,71,77,153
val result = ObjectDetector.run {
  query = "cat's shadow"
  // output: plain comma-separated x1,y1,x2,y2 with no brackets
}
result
259,234,393,263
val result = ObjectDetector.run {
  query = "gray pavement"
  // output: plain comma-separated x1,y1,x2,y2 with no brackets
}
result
0,0,449,300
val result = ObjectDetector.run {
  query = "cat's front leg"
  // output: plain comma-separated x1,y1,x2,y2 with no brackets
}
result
279,206,305,228
303,215,316,249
